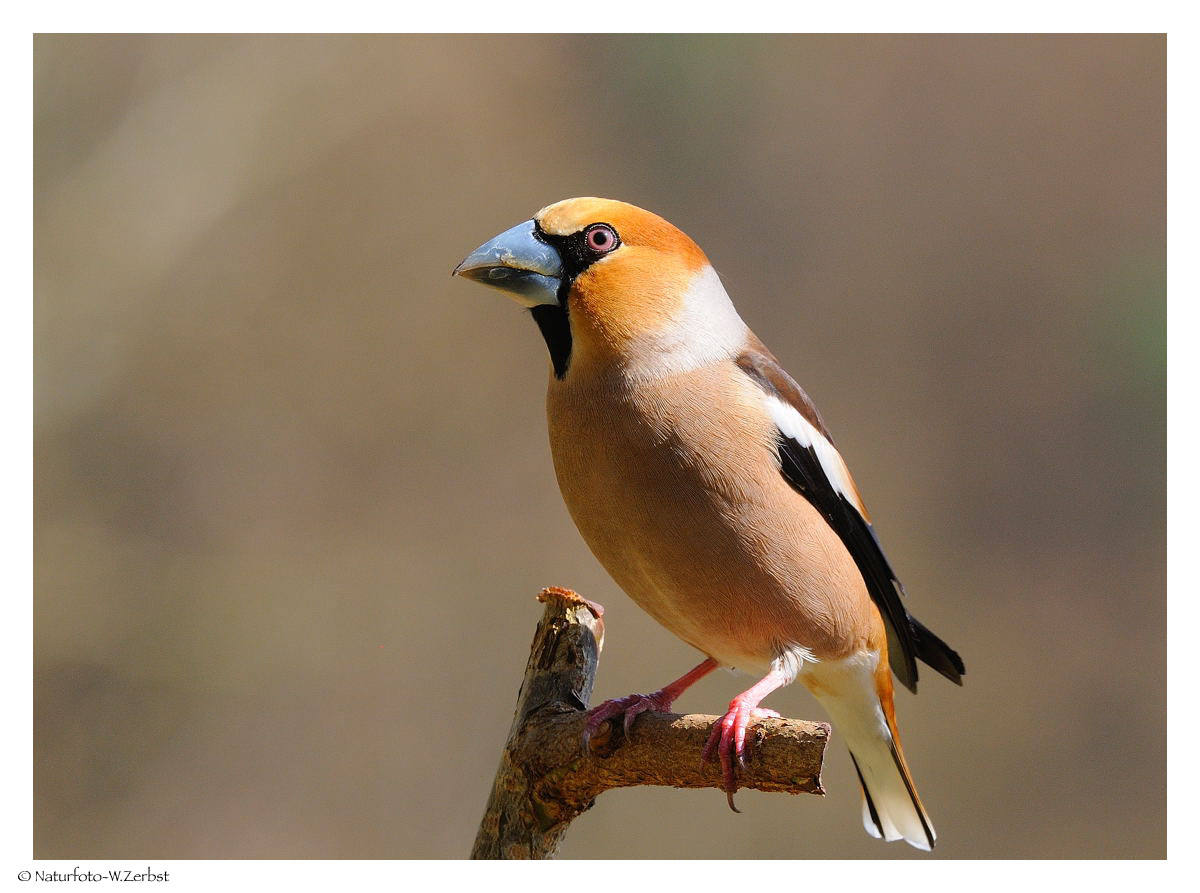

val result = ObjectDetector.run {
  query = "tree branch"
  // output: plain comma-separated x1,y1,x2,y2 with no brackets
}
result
471,587,830,860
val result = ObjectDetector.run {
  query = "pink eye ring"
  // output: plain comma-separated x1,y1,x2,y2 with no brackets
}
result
585,224,618,254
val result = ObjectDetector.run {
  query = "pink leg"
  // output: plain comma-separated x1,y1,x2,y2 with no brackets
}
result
583,658,719,745
701,668,788,812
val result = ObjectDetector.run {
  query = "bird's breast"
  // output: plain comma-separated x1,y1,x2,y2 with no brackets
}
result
545,362,875,670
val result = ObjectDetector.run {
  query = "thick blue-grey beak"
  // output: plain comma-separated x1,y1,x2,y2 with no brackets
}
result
452,219,563,307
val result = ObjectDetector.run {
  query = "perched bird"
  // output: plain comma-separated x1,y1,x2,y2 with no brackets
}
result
453,198,963,851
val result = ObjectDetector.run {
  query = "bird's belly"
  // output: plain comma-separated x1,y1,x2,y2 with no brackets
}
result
546,368,874,671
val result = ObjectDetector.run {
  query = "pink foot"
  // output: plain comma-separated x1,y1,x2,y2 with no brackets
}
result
582,690,675,746
582,658,719,749
702,699,782,812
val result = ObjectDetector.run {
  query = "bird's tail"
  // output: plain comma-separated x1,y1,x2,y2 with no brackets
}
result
804,651,936,851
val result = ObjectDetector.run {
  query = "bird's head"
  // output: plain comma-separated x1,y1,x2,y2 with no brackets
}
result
453,197,746,379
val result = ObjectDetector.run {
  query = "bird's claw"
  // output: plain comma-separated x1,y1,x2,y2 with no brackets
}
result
701,701,781,811
582,690,674,749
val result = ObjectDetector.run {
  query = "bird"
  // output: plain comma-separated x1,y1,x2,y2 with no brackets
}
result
452,197,964,851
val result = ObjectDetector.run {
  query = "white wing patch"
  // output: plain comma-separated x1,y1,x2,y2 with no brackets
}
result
764,394,869,518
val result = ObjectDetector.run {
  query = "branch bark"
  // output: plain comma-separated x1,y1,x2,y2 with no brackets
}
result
471,587,830,860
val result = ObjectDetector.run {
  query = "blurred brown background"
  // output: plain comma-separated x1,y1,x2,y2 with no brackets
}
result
33,34,1165,859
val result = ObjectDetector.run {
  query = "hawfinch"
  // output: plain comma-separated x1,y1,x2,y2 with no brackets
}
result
453,198,964,851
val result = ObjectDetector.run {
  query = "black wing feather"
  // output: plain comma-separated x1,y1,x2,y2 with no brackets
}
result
778,436,923,691
737,346,964,693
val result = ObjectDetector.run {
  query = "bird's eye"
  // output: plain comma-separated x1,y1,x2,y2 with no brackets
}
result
585,224,619,254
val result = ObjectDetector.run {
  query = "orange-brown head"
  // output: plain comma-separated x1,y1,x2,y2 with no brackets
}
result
454,198,747,379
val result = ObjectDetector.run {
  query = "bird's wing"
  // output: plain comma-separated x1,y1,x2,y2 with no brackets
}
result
735,336,964,693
